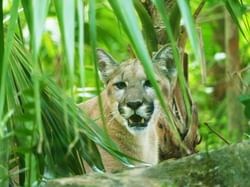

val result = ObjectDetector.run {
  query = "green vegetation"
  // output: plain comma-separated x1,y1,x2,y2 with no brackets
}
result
0,0,249,186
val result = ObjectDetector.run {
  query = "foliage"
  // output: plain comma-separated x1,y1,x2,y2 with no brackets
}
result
0,0,250,186
239,94,250,119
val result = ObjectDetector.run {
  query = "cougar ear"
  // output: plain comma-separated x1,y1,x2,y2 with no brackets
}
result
97,49,118,84
153,45,177,85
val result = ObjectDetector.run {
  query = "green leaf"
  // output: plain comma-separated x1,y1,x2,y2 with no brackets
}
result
176,0,202,65
0,0,3,72
152,0,191,122
11,37,138,175
88,0,110,170
54,2,77,173
31,0,50,56
77,0,85,88
21,0,32,35
108,0,183,148
0,0,19,125
239,94,250,119
54,0,75,88
30,0,50,162
0,1,19,186
169,2,181,40
224,0,248,39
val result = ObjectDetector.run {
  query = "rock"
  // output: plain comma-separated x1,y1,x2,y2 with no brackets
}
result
45,141,250,187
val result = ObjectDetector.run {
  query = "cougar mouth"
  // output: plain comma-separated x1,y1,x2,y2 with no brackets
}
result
127,114,150,128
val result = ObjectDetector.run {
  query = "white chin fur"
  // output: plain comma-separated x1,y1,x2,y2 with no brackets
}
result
125,101,160,135
113,101,160,135
127,125,148,135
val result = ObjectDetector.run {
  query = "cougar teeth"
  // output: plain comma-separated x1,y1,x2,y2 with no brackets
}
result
128,119,132,124
141,118,144,123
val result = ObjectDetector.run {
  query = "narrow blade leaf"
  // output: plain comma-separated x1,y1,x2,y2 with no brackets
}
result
176,0,202,65
108,0,183,146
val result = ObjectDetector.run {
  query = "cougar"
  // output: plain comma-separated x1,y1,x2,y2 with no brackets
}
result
79,46,177,172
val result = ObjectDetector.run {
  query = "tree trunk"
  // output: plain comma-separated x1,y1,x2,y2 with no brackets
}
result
225,9,244,141
142,0,180,44
46,141,250,187
210,6,226,102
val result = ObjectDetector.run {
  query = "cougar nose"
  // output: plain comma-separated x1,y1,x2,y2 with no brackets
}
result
127,101,143,110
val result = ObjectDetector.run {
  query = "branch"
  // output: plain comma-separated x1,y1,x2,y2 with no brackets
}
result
204,122,231,145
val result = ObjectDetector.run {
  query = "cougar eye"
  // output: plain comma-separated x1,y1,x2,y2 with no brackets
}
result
114,81,127,89
144,80,152,88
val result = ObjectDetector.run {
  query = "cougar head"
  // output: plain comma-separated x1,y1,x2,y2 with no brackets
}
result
97,46,177,134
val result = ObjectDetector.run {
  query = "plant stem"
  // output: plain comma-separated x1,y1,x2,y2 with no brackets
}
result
204,122,230,145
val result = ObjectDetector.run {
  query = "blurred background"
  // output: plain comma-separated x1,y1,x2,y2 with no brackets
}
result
1,0,250,186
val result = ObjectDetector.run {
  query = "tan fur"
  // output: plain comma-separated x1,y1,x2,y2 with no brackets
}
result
79,91,159,172
79,47,176,172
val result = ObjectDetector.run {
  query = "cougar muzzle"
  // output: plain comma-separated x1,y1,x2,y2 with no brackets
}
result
118,101,154,130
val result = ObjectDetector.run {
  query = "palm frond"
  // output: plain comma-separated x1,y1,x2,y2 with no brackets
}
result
9,37,138,185
0,1,19,186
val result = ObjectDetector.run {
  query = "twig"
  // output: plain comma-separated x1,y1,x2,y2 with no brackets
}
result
204,122,230,145
178,0,207,49
193,0,207,20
